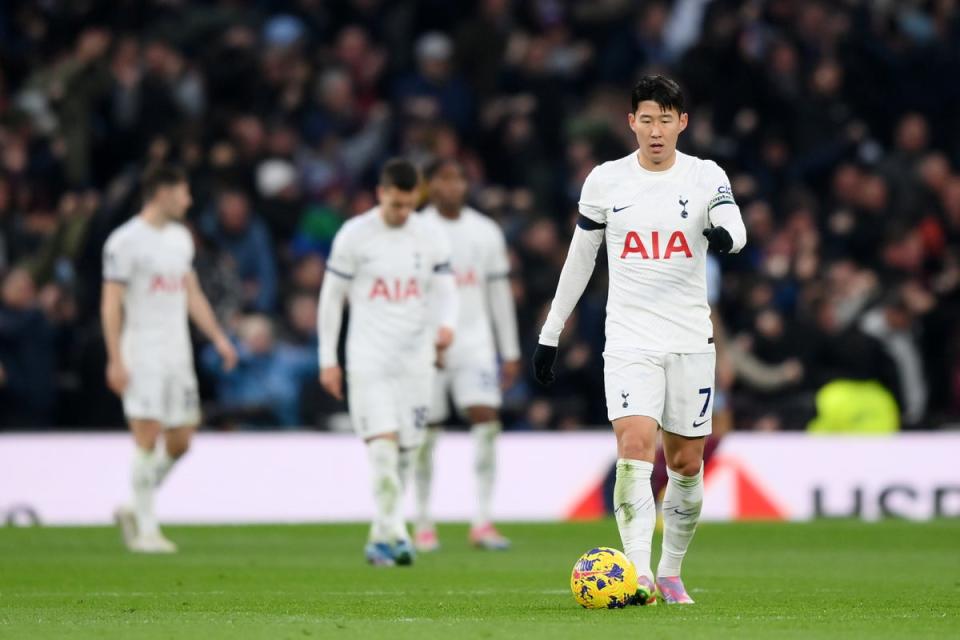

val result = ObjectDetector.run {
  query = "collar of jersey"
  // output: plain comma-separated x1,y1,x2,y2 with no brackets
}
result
632,150,687,178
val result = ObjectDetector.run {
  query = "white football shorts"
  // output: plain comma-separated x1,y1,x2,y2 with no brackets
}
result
347,369,433,449
428,358,502,423
123,364,201,429
604,349,716,437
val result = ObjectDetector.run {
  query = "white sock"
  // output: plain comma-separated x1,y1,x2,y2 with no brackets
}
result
657,465,704,578
366,438,403,543
393,447,414,542
414,428,440,529
472,420,500,528
398,446,415,493
613,458,656,582
154,448,176,487
131,447,159,537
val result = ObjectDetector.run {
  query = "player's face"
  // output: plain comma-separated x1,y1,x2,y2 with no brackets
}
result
429,163,468,210
628,101,688,167
157,182,193,221
377,185,419,227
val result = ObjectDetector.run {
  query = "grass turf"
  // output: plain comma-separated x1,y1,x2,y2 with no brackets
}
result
0,520,958,639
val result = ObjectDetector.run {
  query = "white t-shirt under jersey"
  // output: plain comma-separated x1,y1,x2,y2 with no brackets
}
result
102,217,194,368
325,207,453,375
545,150,746,354
420,205,518,364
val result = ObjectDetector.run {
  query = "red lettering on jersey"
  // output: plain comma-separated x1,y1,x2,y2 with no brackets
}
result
369,277,422,301
403,278,421,299
149,274,186,293
455,269,478,287
370,278,391,300
664,231,693,259
621,231,649,259
620,231,693,260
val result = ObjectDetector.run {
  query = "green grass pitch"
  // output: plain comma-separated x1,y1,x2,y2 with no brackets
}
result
1,520,958,639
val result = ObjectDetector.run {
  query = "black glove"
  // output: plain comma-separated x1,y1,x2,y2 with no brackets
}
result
703,226,733,254
532,344,559,386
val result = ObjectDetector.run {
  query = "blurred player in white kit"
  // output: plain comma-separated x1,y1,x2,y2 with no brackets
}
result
415,159,521,551
533,76,747,604
318,159,458,566
102,164,237,553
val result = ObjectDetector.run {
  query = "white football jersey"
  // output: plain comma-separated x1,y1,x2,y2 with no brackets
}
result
326,207,453,374
102,217,194,367
579,151,745,353
420,205,516,363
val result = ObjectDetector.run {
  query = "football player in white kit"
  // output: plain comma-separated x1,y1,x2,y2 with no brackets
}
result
415,159,521,552
319,159,458,566
533,76,747,604
102,164,237,553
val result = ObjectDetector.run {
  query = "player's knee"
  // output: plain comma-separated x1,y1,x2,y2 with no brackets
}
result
165,428,195,459
166,440,190,459
617,430,655,461
135,434,160,451
467,405,498,424
665,451,702,477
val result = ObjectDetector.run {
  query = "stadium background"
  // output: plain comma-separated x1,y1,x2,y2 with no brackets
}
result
1,3,959,638
1,0,959,434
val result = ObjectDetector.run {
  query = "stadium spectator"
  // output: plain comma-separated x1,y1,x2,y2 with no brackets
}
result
202,314,316,429
394,32,474,136
860,292,929,427
200,188,279,313
0,269,56,427
0,0,959,431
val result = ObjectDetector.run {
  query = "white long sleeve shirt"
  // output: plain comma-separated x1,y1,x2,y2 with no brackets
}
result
421,205,521,364
319,207,458,375
539,151,746,354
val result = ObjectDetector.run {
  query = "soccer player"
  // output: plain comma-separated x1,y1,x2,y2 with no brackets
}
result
415,159,521,552
318,158,458,566
102,164,237,553
532,76,746,604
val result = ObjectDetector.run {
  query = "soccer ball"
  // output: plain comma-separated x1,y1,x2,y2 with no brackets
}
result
570,547,638,609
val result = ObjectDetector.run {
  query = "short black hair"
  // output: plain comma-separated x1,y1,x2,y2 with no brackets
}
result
423,157,464,180
141,163,187,200
379,158,420,191
631,75,685,114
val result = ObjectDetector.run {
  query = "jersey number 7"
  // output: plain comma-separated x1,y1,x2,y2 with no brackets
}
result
697,387,712,417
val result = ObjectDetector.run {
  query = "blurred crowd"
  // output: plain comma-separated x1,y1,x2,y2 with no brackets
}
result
1,0,959,431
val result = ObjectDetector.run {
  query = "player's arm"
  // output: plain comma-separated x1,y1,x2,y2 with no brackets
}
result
317,269,350,400
101,280,128,396
318,229,356,400
431,249,459,366
534,169,607,385
101,236,132,396
486,230,521,388
702,165,747,254
533,220,604,385
185,271,237,371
